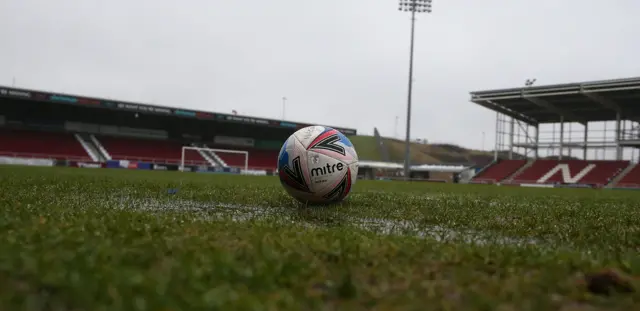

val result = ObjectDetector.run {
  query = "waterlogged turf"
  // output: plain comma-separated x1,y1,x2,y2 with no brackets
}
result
1,166,640,310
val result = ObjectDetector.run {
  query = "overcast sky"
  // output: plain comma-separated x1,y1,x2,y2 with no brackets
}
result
1,0,639,151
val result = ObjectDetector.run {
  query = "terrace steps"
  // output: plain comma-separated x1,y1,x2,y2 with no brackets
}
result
606,162,638,188
502,159,534,184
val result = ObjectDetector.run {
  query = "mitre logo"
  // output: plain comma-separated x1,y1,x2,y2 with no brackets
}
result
311,162,344,177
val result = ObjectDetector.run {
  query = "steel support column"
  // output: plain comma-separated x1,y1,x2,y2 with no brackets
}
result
559,117,565,160
534,123,540,159
616,112,622,160
583,123,588,160
523,123,529,158
509,116,515,159
494,111,499,161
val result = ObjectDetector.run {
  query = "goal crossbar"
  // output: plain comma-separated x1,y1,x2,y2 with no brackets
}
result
181,146,248,171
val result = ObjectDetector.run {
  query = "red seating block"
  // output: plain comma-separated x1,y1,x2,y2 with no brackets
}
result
511,160,628,187
512,160,580,184
472,159,527,184
0,128,91,161
616,164,640,188
98,136,207,165
580,161,628,186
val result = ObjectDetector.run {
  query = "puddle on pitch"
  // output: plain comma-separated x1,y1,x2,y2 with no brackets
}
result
111,196,539,247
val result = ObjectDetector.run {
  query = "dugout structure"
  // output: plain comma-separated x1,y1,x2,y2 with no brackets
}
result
470,77,640,162
0,85,356,172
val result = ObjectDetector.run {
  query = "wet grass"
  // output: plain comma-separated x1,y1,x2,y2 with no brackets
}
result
1,165,640,310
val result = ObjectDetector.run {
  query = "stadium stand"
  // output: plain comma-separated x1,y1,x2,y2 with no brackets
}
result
0,84,361,174
471,159,526,184
97,135,208,166
469,77,640,189
0,128,91,161
509,160,629,187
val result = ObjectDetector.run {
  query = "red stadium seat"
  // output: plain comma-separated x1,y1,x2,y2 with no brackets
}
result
0,128,91,161
97,136,208,165
471,159,527,184
616,164,640,188
511,160,628,187
580,161,628,186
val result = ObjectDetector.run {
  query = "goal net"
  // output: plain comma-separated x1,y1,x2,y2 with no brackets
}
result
180,146,248,172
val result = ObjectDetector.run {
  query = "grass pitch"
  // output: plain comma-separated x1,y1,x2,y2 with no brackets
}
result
1,166,640,310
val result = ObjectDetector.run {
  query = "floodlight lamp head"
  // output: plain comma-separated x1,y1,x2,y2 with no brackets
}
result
398,0,433,13
525,78,537,87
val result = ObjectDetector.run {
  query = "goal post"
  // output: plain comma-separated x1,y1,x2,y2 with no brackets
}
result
180,146,248,172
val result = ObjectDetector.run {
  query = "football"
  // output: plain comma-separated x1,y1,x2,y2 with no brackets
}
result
277,126,359,204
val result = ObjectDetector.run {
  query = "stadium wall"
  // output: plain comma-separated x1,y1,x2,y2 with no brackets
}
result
0,156,54,167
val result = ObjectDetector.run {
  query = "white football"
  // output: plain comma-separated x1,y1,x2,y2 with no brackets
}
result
277,126,359,204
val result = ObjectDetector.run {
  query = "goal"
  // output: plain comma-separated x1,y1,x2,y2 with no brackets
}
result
180,146,248,171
